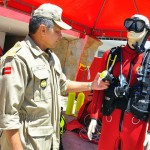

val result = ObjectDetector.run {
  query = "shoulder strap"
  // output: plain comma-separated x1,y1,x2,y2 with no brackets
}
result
2,42,22,60
138,49,150,93
106,46,122,73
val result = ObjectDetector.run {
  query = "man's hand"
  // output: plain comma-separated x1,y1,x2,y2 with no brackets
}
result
87,119,97,140
144,132,150,150
4,129,23,150
92,73,110,90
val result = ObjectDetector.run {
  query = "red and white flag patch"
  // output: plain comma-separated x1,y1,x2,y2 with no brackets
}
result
2,67,12,75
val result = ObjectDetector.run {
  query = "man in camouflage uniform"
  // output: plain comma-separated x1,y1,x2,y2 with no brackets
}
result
0,3,109,150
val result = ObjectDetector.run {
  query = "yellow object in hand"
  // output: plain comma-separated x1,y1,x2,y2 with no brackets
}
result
100,70,108,79
100,70,113,82
66,92,76,115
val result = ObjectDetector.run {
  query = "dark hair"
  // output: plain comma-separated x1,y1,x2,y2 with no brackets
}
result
29,16,54,34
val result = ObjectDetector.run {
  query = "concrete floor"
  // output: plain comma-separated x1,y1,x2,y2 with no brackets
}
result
60,96,98,150
62,131,97,150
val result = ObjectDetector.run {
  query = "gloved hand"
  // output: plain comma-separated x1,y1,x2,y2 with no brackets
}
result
144,132,150,150
87,119,97,140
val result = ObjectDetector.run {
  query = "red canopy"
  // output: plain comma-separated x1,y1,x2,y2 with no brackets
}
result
1,0,150,39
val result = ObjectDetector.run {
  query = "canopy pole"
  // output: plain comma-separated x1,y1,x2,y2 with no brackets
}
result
92,0,107,34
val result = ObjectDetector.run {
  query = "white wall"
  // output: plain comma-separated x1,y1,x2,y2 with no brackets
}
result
95,39,150,57
0,32,6,49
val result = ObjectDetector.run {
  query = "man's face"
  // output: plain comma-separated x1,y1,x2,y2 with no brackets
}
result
44,24,62,49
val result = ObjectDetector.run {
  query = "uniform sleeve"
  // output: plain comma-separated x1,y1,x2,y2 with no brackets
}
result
52,52,70,95
0,56,28,129
90,50,110,119
60,72,70,95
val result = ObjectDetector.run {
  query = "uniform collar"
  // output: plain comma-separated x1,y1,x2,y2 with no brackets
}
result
24,35,45,57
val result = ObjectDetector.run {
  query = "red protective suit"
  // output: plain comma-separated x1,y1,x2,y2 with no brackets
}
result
90,44,147,150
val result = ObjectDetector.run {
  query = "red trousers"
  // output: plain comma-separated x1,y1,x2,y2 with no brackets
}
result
98,109,147,150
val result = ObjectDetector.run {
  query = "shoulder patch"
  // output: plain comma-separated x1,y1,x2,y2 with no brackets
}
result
5,42,22,58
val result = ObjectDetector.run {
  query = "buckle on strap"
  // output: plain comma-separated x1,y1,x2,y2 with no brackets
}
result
106,115,112,122
132,117,140,124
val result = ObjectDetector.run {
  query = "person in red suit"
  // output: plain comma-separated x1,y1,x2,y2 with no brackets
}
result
87,14,150,150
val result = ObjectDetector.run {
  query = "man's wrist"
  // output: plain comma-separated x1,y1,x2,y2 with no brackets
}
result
88,82,93,92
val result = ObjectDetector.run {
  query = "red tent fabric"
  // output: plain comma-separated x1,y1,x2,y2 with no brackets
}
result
1,0,150,39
